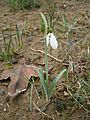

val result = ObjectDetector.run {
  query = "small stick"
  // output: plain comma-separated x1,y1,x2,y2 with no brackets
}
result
34,83,41,100
33,101,53,119
30,48,69,66
30,48,63,63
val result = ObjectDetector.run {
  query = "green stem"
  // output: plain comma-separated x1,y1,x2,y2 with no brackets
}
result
30,80,34,111
45,38,48,86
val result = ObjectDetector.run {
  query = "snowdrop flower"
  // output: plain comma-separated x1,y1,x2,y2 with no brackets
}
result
46,33,58,49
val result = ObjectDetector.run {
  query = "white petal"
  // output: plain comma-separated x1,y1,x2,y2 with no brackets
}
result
46,33,51,46
49,33,58,49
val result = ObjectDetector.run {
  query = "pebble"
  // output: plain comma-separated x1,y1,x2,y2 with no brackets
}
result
64,91,69,97
4,108,6,112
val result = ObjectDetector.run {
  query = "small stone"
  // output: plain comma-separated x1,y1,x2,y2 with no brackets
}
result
64,91,69,96
4,108,6,111
33,27,39,30
64,4,67,7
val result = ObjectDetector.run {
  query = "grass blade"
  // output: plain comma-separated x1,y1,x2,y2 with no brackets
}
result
40,13,48,35
49,69,66,98
37,68,48,99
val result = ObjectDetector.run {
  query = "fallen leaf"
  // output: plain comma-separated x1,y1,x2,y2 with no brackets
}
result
0,64,38,98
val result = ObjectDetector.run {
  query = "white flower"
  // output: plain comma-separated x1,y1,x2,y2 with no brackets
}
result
46,33,58,49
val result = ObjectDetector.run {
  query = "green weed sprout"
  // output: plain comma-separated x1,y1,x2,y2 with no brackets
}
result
0,24,24,65
42,0,59,31
6,0,39,10
0,31,12,64
37,13,66,101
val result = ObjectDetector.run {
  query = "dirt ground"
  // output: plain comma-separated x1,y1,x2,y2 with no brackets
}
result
0,0,90,120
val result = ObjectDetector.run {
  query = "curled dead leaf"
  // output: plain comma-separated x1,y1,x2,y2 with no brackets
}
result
0,64,38,98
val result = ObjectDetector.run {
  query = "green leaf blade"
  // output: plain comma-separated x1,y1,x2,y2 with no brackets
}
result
40,13,48,35
37,68,48,99
48,69,67,99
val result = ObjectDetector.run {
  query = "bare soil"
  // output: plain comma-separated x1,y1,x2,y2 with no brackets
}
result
0,0,90,120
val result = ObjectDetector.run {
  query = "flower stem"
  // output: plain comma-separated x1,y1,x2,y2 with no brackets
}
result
45,38,48,86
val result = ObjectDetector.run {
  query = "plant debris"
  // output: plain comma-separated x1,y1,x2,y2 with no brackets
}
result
0,64,39,98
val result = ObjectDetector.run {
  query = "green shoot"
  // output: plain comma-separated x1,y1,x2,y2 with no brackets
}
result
38,13,67,101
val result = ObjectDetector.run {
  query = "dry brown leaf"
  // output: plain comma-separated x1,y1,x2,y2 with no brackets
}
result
0,64,38,98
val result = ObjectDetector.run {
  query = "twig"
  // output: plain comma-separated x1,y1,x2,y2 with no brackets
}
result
34,84,41,100
85,15,90,25
30,48,63,63
33,101,53,119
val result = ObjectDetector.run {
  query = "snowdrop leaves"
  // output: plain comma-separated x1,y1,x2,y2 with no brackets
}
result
40,13,48,35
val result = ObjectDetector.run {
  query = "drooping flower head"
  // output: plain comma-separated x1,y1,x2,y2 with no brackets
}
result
46,33,58,49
